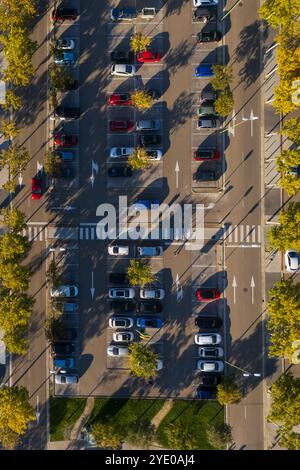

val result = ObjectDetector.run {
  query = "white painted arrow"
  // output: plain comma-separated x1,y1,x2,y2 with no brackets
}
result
18,173,23,186
249,109,258,137
232,276,237,304
90,271,95,299
175,161,179,189
250,276,255,304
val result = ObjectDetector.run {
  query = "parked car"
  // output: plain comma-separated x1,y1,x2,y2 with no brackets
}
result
56,150,75,161
140,289,165,300
197,360,224,373
113,331,134,342
110,51,133,63
109,273,129,285
195,64,215,77
146,149,163,161
136,51,162,63
193,6,217,22
195,386,217,399
107,345,129,356
195,316,223,329
197,30,222,43
108,288,135,299
110,64,136,76
200,90,217,102
56,38,75,50
108,245,129,256
137,246,163,256
193,0,219,6
108,166,133,177
157,359,163,370
54,133,78,147
52,342,75,355
285,250,299,272
111,7,137,21
196,288,220,301
50,285,78,298
52,7,78,22
55,328,77,341
197,117,218,128
285,165,300,177
198,374,219,387
62,302,78,313
198,347,224,359
55,374,78,384
136,301,163,314
142,8,156,19
110,147,134,158
136,317,163,328
136,120,160,131
50,106,80,121
195,333,222,345
109,317,134,328
198,101,216,116
193,149,220,160
54,51,76,65
110,301,135,313
131,200,160,211
193,169,216,181
109,120,134,132
139,134,161,146
54,357,75,368
31,177,42,200
108,93,132,106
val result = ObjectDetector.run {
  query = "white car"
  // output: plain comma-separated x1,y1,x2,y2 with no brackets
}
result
194,333,222,346
50,285,78,298
109,317,134,328
111,63,136,77
56,38,75,50
107,345,129,356
110,147,134,158
113,331,134,342
157,359,163,370
136,119,161,131
55,374,78,384
108,245,129,256
285,250,299,272
193,0,218,6
197,360,224,373
140,288,165,300
108,288,135,299
146,149,163,161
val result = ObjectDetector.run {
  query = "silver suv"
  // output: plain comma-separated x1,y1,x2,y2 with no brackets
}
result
136,120,161,131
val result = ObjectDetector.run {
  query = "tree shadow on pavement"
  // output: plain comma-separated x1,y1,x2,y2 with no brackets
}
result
164,38,195,75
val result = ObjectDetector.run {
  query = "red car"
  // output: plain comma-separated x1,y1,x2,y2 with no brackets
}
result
54,133,78,147
196,288,220,302
109,120,134,132
31,177,42,200
108,93,132,106
52,8,78,22
193,149,220,161
136,51,162,63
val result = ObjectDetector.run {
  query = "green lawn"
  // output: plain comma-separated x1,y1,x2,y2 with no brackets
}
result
50,396,87,441
156,400,224,450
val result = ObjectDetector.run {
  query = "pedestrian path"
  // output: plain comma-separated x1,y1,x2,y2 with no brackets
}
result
223,224,262,245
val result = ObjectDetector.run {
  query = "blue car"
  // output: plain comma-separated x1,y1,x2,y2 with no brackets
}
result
54,51,76,65
136,317,163,329
54,357,75,369
111,8,137,21
195,64,214,77
132,199,160,211
195,387,217,399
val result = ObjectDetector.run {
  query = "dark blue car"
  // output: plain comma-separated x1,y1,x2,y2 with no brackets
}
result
195,387,217,399
111,8,137,21
136,317,163,329
195,64,215,77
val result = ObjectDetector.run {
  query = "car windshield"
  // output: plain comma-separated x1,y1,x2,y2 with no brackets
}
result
125,66,131,73
115,320,125,327
201,290,214,298
289,252,298,258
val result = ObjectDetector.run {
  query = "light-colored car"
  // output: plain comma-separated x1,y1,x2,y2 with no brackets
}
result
56,38,75,50
108,288,135,299
193,0,218,6
146,149,163,161
110,147,134,158
285,250,299,272
140,288,165,300
157,359,163,370
136,120,161,131
107,345,129,356
197,360,224,373
137,246,163,257
113,331,134,342
141,7,156,19
194,333,222,346
50,285,78,298
108,245,129,256
55,373,78,384
109,317,134,328
111,63,136,77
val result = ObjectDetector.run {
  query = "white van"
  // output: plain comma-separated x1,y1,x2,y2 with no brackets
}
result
137,246,163,256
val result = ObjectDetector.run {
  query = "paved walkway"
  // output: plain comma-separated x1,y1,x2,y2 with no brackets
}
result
68,397,95,446
151,399,174,429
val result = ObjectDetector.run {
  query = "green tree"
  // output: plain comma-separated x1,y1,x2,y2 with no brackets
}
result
44,312,64,344
46,259,62,287
268,373,300,429
127,259,155,287
214,89,234,116
259,0,300,29
279,428,300,450
0,291,34,333
131,90,153,110
276,149,300,195
0,119,19,140
268,202,300,252
49,65,75,92
126,419,155,448
0,0,37,30
90,421,123,449
128,147,150,170
281,118,300,145
2,207,27,233
165,423,198,450
130,32,152,53
0,262,30,291
211,65,233,91
267,280,300,359
0,232,30,261
0,385,35,449
217,378,242,405
2,89,22,111
128,342,158,379
206,423,233,449
0,144,30,178
3,326,28,356
44,150,62,177
274,79,297,115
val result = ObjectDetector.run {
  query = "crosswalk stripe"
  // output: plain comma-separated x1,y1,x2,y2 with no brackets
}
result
90,227,95,240
240,225,244,242
252,225,256,243
80,228,84,240
234,226,239,243
257,225,261,243
85,227,89,240
245,225,250,243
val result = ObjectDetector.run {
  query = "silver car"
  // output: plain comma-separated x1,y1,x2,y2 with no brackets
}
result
111,63,136,76
113,331,134,342
110,147,134,158
107,345,129,356
108,288,135,299
136,120,161,131
55,374,78,384
50,285,78,298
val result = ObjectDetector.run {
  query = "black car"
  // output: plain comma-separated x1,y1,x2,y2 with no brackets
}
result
193,6,217,23
145,89,160,100
197,31,222,43
195,316,223,329
195,386,217,399
55,328,78,341
139,134,162,146
198,374,219,387
109,273,130,285
136,301,163,314
53,106,81,120
110,51,133,63
108,166,133,177
52,342,75,355
52,7,78,22
193,169,217,181
110,301,135,313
